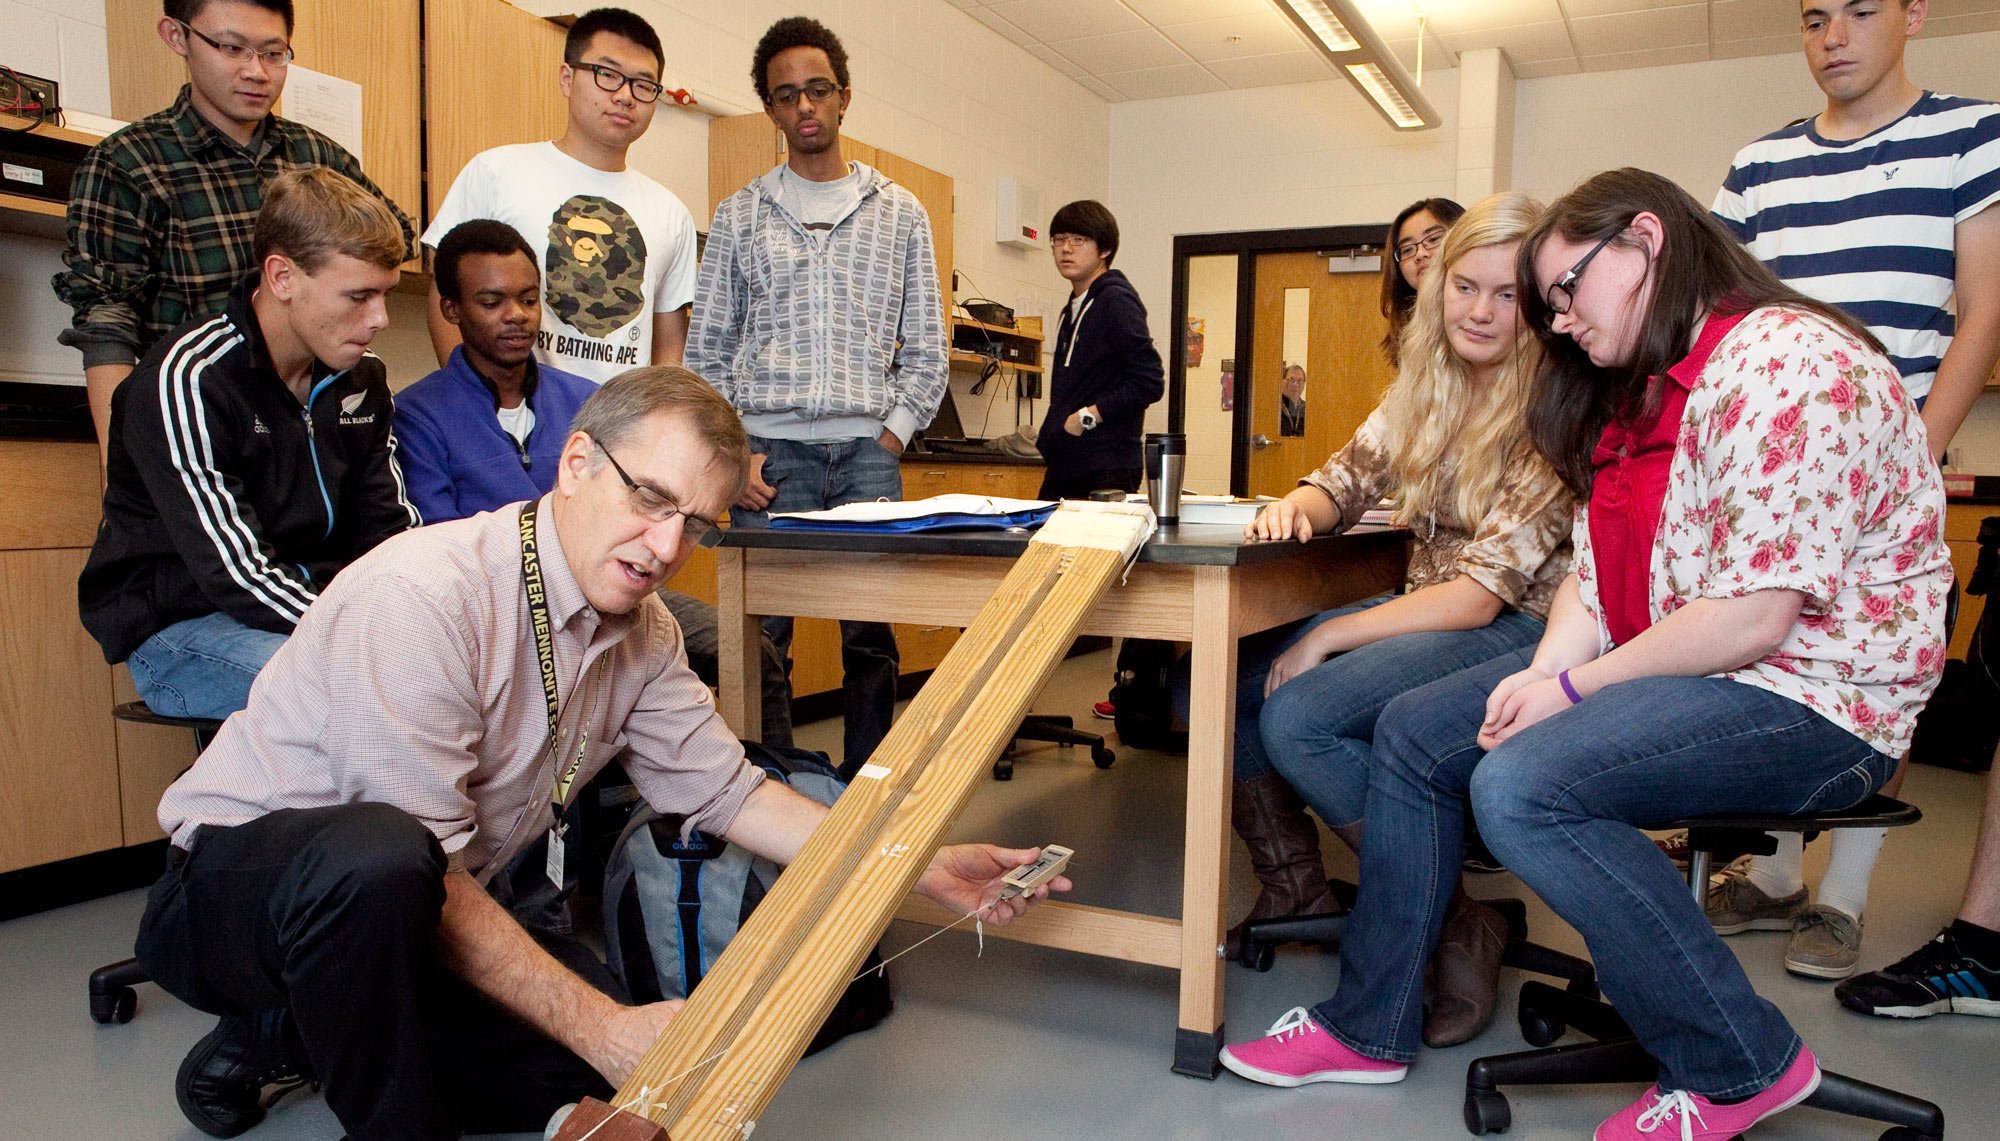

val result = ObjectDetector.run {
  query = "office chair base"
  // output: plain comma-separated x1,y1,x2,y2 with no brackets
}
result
89,956,149,1024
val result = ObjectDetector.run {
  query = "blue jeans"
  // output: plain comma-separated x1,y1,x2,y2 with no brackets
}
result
126,611,288,719
733,434,902,775
1313,649,1893,1097
1260,602,1545,827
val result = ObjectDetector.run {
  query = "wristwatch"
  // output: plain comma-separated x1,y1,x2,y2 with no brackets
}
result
1078,408,1100,431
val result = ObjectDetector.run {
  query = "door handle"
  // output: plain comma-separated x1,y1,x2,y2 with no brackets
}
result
1251,434,1273,450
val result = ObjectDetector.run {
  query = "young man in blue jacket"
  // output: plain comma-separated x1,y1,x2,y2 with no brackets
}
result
687,16,946,777
78,168,420,721
1034,200,1164,501
396,220,794,750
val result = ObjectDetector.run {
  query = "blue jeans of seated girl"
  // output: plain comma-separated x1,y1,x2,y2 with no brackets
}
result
1259,604,1544,827
1312,649,1892,1098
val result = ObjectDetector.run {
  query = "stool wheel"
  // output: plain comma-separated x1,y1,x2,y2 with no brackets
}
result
90,987,137,1024
991,757,1014,781
1518,1006,1564,1048
1464,1088,1511,1135
1241,943,1275,972
1091,746,1116,769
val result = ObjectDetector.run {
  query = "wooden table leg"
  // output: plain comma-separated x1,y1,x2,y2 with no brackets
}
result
1173,564,1236,1077
714,548,762,742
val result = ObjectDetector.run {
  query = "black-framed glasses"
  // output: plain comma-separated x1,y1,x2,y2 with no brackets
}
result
1544,233,1619,319
597,443,723,548
577,63,664,103
768,80,841,107
178,20,293,68
1394,228,1445,263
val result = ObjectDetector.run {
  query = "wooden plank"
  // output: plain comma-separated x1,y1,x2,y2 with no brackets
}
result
714,549,758,741
659,543,1137,1139
106,0,185,124
893,896,1181,968
1177,565,1235,1044
0,549,121,872
425,0,567,231
0,440,102,550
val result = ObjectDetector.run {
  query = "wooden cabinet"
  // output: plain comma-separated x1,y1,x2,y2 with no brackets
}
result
1946,502,1993,660
424,0,569,221
105,0,424,249
705,114,953,306
0,440,194,874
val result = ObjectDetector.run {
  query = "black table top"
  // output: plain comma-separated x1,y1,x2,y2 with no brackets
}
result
719,520,1409,567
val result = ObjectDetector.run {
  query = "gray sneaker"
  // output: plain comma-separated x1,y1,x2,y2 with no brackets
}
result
1786,904,1863,979
1705,866,1808,935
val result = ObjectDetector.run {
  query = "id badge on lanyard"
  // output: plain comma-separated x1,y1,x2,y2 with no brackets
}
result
520,503,590,887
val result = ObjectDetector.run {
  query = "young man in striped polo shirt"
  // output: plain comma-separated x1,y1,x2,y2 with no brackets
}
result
1708,0,2000,994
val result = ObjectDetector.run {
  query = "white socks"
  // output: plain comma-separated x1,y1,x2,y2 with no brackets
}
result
1744,832,1804,899
1815,827,1887,921
1740,827,1888,921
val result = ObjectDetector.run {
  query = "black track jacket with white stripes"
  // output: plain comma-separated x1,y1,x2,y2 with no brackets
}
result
79,273,421,663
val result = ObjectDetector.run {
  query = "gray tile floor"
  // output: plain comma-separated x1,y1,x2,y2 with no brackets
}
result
4,648,1994,1140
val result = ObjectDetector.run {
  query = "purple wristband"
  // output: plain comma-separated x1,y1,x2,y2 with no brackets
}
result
1557,669,1584,705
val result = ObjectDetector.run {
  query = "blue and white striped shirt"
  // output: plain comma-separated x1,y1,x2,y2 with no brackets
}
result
1713,92,2000,399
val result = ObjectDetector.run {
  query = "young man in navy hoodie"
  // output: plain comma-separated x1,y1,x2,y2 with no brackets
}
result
1034,200,1164,501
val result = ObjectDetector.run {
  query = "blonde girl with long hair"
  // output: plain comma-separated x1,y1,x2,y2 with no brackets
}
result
1215,191,1572,1047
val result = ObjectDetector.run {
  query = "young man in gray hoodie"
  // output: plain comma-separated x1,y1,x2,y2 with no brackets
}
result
688,16,947,778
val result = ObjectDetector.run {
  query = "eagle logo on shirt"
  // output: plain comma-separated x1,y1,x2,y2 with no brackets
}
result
545,195,648,339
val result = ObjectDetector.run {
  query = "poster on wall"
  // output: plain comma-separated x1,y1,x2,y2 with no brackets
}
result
1185,317,1205,368
1220,358,1234,412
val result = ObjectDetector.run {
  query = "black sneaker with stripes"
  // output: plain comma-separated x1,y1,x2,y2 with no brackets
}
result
1835,924,2000,1019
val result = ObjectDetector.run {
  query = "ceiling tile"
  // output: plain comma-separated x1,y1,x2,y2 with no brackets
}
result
1380,31,1461,75
1098,61,1231,101
1074,74,1126,102
1045,27,1196,73
987,0,1146,41
1509,56,1581,78
1710,0,1803,42
1567,5,1707,55
1360,0,1568,36
1578,42,1711,72
1711,33,1802,61
967,7,1035,46
941,0,983,9
1203,49,1337,88
1559,0,1684,17
1438,20,1576,63
1024,41,1087,78
1159,9,1312,61
1123,0,1274,23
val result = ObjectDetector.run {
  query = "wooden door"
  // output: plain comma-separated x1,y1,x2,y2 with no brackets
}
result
1245,251,1395,498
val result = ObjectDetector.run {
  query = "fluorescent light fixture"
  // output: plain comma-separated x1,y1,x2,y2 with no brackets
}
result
1273,0,1440,131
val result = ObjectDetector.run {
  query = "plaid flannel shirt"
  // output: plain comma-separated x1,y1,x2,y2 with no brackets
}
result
53,85,414,368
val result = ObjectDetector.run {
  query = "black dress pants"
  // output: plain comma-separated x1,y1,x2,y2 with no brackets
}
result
135,803,617,1140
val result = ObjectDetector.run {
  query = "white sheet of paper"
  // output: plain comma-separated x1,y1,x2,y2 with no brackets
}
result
771,493,1053,524
281,65,365,160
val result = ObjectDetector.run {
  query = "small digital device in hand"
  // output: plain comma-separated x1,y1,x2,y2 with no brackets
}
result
998,845,1073,901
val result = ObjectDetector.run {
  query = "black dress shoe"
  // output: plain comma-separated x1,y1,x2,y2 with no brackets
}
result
175,1009,315,1138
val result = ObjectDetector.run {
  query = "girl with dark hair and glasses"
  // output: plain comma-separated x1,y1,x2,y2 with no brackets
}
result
1219,168,1948,1141
1379,196,1466,365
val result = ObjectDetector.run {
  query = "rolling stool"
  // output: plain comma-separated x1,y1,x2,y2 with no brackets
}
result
1462,794,1944,1139
87,702,222,1025
992,715,1115,781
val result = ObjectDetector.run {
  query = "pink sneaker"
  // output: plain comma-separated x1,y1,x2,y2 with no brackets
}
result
1219,1007,1408,1088
1593,1046,1821,1140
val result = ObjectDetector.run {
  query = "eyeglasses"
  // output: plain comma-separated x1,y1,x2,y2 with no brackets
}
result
597,442,723,548
178,21,293,68
1393,228,1445,263
1543,233,1619,320
1050,235,1095,252
768,80,841,107
576,63,664,104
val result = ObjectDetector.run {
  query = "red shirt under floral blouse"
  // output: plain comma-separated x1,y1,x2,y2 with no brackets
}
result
1570,305,1949,755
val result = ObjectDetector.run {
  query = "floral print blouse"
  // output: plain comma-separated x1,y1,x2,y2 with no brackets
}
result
1572,305,1950,755
1303,407,1574,620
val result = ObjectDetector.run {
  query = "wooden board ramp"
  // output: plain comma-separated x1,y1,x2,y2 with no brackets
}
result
553,502,1155,1141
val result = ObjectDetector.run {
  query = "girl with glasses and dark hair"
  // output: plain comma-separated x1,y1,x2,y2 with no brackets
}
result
1219,167,1950,1141
1201,193,1572,1048
1379,196,1466,365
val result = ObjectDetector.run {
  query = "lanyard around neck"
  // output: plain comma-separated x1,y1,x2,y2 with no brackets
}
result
519,503,587,813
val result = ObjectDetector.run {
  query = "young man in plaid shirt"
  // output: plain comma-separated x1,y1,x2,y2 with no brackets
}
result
53,0,412,466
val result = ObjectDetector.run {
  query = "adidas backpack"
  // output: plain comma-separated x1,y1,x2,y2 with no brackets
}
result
602,741,894,1055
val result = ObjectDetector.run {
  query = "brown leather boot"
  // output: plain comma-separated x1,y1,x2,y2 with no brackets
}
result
1423,885,1509,1047
1225,772,1338,961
